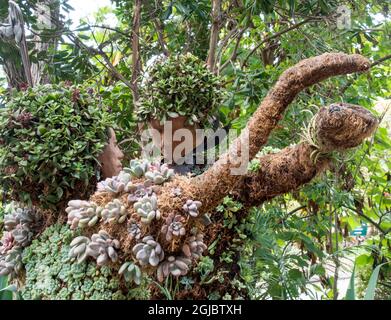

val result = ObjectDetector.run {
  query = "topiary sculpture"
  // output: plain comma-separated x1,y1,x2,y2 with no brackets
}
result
0,83,115,209
2,53,380,300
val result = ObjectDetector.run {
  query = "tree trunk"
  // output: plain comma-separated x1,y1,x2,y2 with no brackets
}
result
30,0,60,85
131,0,142,106
206,0,222,72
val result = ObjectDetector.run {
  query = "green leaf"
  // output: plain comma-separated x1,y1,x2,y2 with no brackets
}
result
363,262,388,300
345,265,356,300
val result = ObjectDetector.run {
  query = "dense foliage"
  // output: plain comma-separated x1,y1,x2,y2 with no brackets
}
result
0,84,114,208
137,53,224,126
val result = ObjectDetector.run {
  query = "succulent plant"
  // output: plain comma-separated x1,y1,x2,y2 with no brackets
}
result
97,171,132,194
11,223,33,247
127,185,153,203
171,187,182,196
124,159,150,178
182,233,207,259
21,224,128,300
0,83,115,209
3,204,41,249
132,236,164,267
4,205,40,232
68,236,91,264
0,232,14,254
86,231,120,266
66,200,102,229
127,219,142,241
182,199,202,217
161,213,186,242
0,247,23,277
118,262,142,285
101,199,128,224
145,162,174,185
133,194,161,224
157,256,192,282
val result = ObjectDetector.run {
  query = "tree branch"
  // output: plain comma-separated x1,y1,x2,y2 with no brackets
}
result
153,18,169,56
131,0,142,104
191,53,371,211
206,0,222,72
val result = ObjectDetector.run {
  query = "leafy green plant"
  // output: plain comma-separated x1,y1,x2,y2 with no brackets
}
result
137,53,225,126
0,83,114,208
345,262,389,300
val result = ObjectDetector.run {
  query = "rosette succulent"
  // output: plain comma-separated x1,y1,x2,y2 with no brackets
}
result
134,194,161,224
0,247,23,277
157,256,192,282
68,236,91,264
86,231,120,266
132,236,164,267
101,199,128,224
145,162,174,185
3,204,41,248
66,200,102,229
127,219,142,241
161,213,186,242
0,232,14,254
182,233,207,259
182,199,202,217
127,185,153,203
124,159,150,178
119,262,142,285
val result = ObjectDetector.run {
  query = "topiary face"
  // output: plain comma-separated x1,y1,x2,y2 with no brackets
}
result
137,53,225,126
0,83,115,208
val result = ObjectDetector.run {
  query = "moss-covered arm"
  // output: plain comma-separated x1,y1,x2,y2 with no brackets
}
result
191,53,371,211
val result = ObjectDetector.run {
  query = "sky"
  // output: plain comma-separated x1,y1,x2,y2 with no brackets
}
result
66,0,116,29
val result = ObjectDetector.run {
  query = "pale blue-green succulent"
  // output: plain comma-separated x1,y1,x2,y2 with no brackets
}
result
157,255,192,282
132,236,164,267
124,159,150,178
145,162,174,185
118,262,142,285
66,200,102,229
133,194,161,224
97,171,132,194
101,199,128,224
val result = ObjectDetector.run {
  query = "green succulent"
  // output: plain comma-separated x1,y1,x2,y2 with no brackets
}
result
20,224,127,300
124,159,150,178
119,262,142,285
0,83,114,208
137,53,224,127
